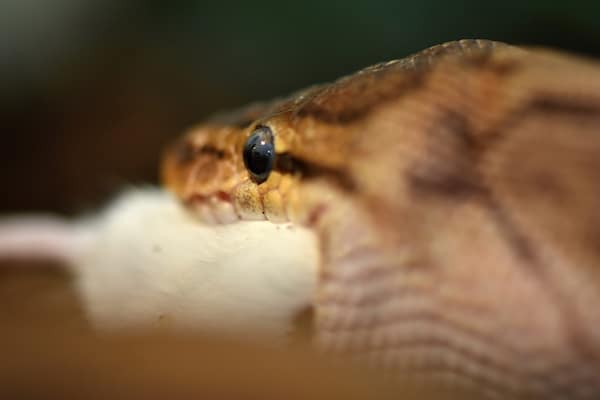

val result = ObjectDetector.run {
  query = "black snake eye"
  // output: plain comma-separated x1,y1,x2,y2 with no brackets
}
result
243,125,275,183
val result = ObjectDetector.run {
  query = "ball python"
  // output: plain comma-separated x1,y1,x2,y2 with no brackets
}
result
161,39,600,398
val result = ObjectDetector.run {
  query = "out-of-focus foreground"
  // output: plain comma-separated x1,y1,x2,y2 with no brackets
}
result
0,263,483,399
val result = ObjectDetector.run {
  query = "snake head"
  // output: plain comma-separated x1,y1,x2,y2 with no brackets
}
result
162,40,503,227
162,109,306,224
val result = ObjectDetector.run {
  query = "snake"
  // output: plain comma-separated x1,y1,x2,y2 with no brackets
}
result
162,40,600,398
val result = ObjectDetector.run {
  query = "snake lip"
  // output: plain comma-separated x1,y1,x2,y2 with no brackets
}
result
184,191,241,224
185,191,231,204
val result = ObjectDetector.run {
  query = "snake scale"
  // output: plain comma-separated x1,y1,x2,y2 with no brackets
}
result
162,40,600,398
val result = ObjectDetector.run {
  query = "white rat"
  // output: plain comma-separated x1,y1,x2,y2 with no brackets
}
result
0,188,319,341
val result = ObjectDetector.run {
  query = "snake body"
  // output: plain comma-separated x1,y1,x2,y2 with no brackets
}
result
162,40,600,398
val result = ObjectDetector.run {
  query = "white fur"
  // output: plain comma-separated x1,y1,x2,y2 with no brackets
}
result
0,189,319,341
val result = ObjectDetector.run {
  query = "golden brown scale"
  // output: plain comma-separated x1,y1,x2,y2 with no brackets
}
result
162,40,600,398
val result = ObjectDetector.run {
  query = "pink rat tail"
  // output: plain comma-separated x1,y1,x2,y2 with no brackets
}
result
0,215,94,266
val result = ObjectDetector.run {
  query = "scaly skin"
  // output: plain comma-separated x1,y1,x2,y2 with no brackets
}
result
162,40,600,398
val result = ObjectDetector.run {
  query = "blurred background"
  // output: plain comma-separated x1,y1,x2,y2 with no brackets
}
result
1,0,600,215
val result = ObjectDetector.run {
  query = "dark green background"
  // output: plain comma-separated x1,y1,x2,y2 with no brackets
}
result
2,1,599,213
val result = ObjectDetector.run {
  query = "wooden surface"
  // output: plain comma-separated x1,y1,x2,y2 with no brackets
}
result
0,263,485,399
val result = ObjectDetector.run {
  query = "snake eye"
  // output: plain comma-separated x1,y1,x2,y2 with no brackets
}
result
243,125,275,183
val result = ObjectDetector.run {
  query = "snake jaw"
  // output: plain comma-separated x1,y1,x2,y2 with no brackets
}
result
181,172,298,225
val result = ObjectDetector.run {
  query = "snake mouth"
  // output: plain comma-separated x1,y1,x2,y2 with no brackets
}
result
184,191,242,224
184,189,294,225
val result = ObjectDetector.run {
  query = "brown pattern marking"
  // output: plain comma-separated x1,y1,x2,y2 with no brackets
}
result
476,93,600,364
196,144,226,159
476,93,600,265
394,79,600,391
295,68,427,124
406,110,485,199
293,40,505,125
172,139,226,166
